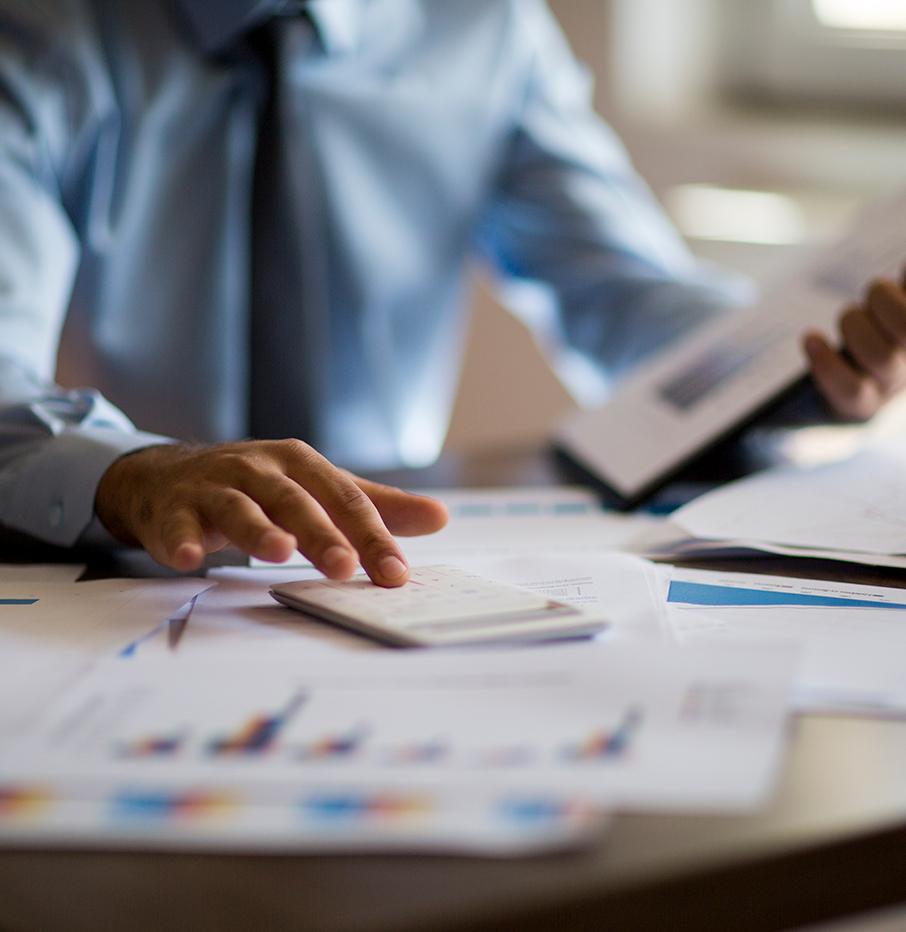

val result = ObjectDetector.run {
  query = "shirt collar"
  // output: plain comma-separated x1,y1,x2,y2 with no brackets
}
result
176,0,365,56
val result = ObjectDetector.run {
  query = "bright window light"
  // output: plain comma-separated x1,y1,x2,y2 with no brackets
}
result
812,0,906,32
665,185,806,247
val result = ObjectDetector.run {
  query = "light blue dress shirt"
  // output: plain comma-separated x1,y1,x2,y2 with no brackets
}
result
0,0,748,548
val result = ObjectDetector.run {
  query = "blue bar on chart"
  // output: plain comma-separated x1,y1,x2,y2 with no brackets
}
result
667,580,906,610
207,692,307,757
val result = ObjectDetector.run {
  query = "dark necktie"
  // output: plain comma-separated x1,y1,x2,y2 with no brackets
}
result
246,13,327,442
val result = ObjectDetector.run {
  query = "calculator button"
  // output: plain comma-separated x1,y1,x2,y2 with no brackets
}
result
271,565,601,646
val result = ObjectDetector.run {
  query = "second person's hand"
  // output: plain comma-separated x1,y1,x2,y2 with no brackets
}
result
804,269,906,420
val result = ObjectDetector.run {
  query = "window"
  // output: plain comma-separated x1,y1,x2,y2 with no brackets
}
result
719,0,906,108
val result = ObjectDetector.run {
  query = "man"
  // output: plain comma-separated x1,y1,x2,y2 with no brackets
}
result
1,0,904,586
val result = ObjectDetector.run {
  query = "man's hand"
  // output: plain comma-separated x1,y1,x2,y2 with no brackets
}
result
804,270,906,420
95,440,448,585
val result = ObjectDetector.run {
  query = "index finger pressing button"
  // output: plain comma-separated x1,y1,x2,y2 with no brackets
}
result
282,457,407,585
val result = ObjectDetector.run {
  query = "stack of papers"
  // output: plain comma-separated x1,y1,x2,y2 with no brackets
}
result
8,471,906,857
0,578,212,737
0,642,796,853
636,439,906,569
664,567,906,715
0,523,763,856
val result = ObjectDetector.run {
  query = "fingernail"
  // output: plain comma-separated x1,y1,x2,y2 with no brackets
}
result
378,554,407,580
173,543,203,570
322,545,352,570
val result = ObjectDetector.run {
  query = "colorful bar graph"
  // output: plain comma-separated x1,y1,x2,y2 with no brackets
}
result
111,789,236,822
0,786,51,818
207,691,306,757
562,707,643,761
300,790,431,822
498,797,588,825
297,725,369,762
117,732,187,759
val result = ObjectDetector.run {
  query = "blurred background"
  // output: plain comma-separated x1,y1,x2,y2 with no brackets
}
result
444,0,906,455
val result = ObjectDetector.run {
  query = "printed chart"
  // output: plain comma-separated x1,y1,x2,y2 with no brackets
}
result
4,644,794,822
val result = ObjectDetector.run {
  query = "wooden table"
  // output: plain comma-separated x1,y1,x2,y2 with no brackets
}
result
2,448,906,932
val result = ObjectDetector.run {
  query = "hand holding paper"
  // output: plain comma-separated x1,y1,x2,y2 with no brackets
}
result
805,268,906,420
556,189,906,506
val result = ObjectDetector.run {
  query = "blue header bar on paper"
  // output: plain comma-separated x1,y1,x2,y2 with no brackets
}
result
667,581,906,610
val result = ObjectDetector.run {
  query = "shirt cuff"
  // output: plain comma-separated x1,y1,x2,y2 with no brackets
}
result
0,427,173,548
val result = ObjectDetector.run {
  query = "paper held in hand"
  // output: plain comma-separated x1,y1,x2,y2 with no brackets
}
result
643,437,906,569
556,188,906,507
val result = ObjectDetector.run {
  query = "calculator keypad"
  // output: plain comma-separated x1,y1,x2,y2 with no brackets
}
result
278,566,550,628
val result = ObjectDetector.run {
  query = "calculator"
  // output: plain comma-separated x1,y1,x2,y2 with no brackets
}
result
269,565,608,647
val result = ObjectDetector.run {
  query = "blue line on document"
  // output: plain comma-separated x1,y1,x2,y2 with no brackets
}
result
667,580,906,610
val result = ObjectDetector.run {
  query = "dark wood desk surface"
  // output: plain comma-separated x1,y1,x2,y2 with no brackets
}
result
2,448,906,932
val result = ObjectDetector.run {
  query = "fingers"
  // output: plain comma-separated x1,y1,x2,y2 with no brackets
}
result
803,331,883,420
277,442,411,587
805,273,906,420
100,440,446,585
351,476,449,536
839,304,906,395
244,477,359,580
242,450,447,583
154,508,208,572
198,489,297,565
867,277,906,350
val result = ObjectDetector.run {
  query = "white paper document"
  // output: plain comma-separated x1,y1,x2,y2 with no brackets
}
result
141,571,376,658
556,189,906,505
1,642,796,856
672,440,906,558
0,578,212,737
632,519,906,571
417,486,602,517
0,579,212,653
402,486,655,557
665,568,906,715
415,552,671,643
0,564,85,583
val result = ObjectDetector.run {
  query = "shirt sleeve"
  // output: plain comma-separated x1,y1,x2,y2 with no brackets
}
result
475,0,755,402
0,5,170,548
